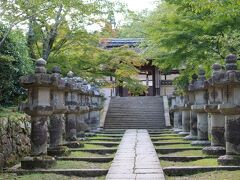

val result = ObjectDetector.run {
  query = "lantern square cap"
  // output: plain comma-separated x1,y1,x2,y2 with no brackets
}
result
20,58,52,87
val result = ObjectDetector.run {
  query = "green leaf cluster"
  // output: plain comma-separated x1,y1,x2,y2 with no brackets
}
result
118,0,240,91
0,25,33,106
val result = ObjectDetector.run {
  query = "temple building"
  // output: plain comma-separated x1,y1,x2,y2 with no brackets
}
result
100,38,179,97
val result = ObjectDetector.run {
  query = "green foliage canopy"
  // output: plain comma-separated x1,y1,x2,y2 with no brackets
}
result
118,0,240,91
0,26,33,106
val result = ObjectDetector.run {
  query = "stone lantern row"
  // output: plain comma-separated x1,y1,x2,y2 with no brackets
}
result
19,58,104,169
171,54,240,166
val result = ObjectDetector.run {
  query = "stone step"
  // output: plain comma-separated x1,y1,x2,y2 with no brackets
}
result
106,112,163,114
105,129,165,179
105,122,165,124
163,166,240,176
105,119,165,122
105,116,164,119
104,96,166,129
105,119,165,121
104,127,164,129
6,169,108,177
104,123,165,126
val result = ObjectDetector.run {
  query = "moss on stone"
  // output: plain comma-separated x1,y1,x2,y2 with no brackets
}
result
0,107,25,119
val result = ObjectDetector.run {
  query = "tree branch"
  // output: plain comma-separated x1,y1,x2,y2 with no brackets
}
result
42,4,64,61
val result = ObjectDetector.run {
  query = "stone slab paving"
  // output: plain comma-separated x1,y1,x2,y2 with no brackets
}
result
106,129,165,180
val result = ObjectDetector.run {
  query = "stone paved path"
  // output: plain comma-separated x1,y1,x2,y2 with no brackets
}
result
106,129,165,180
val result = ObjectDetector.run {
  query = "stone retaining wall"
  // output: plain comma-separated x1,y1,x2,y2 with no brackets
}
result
0,114,31,169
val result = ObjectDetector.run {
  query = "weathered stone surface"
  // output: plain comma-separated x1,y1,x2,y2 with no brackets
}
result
0,153,4,170
191,69,210,146
49,114,64,148
0,115,31,169
65,114,77,141
106,129,165,180
185,75,198,140
217,54,240,165
47,146,70,156
201,63,226,155
20,58,56,169
21,156,56,169
31,116,48,155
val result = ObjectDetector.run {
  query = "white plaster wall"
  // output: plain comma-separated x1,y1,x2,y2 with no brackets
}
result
160,86,175,96
163,96,171,127
100,87,115,127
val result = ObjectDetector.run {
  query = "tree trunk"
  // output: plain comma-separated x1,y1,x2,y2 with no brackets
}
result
27,17,37,59
42,5,63,61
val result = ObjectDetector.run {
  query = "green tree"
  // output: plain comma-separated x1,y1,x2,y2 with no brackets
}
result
0,0,149,96
0,26,33,106
0,0,125,61
118,0,240,90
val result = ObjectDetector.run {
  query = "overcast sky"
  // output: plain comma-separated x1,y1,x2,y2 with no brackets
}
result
88,0,159,31
120,0,157,12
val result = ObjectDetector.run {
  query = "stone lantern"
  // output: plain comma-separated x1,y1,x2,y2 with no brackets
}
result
82,80,91,129
20,58,56,169
89,86,100,131
173,95,184,133
90,85,103,131
179,92,190,136
75,77,89,137
218,54,240,165
81,81,91,132
48,66,70,156
184,74,198,140
65,71,78,141
203,63,226,155
170,92,178,131
191,69,210,146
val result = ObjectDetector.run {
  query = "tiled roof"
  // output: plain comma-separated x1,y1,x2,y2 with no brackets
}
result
100,38,143,48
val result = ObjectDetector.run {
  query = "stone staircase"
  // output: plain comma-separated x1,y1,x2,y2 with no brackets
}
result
104,96,166,130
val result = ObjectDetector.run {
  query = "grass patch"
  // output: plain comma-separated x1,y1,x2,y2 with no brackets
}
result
0,173,105,180
160,158,218,167
53,160,111,169
165,170,240,180
155,139,187,143
151,134,178,137
152,135,182,139
88,136,121,140
159,150,204,156
155,144,193,148
83,144,107,149
0,107,25,119
86,141,120,144
70,151,114,158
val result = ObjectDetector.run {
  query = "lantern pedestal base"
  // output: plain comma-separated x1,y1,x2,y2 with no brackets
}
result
173,128,182,133
47,146,71,156
184,135,198,140
202,146,225,156
21,156,56,169
191,140,211,146
63,141,84,148
178,131,190,135
218,155,240,166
